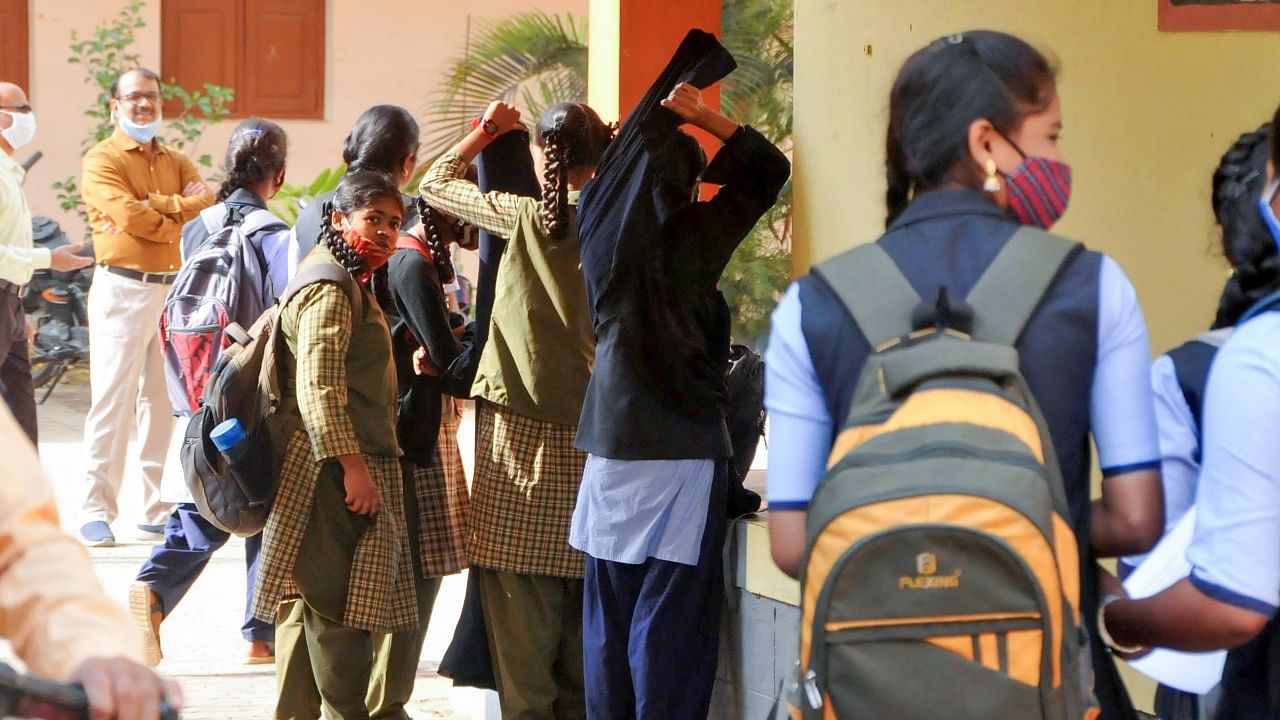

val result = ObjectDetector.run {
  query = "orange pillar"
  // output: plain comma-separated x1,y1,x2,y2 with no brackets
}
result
588,0,724,160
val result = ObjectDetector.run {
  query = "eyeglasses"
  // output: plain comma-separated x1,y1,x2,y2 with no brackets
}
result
116,92,161,106
0,104,32,113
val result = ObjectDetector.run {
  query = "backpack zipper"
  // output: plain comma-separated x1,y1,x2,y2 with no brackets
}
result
828,441,1049,478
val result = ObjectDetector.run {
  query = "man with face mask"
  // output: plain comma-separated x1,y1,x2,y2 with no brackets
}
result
77,68,214,548
0,81,93,445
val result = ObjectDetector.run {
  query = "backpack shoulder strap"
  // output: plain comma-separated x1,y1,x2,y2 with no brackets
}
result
281,264,364,322
238,207,289,238
395,235,432,260
965,227,1082,345
199,203,226,234
812,243,921,348
1167,329,1230,447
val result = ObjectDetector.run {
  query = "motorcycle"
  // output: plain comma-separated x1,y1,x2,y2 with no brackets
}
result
23,216,91,402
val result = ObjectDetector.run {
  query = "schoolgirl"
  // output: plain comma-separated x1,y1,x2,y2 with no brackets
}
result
568,78,791,720
361,198,477,719
131,117,290,667
1103,103,1280,720
253,171,416,720
764,31,1164,720
418,99,611,719
1120,124,1271,720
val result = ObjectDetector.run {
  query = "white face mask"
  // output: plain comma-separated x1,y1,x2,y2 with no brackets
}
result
0,111,36,150
118,113,162,144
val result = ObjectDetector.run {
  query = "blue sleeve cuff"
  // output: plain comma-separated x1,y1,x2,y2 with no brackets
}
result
766,500,810,512
1100,459,1161,478
1190,569,1279,617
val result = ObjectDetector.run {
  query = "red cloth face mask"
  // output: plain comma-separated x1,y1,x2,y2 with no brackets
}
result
1004,156,1073,229
343,227,393,280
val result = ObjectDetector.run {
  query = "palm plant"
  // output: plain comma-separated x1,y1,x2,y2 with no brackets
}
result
423,1,795,344
420,12,587,160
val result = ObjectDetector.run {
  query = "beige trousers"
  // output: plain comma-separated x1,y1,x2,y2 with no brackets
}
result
79,269,174,526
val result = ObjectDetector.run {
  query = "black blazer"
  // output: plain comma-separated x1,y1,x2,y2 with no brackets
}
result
575,31,791,460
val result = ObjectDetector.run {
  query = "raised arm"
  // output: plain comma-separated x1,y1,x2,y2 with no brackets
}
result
418,101,527,239
658,83,791,270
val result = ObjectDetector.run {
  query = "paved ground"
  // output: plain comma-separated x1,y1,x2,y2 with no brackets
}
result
3,372,489,719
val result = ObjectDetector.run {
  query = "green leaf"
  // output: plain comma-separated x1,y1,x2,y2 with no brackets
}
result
420,10,587,159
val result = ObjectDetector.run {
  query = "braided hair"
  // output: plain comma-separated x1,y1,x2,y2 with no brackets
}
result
885,31,1057,226
1213,121,1277,328
217,118,287,202
535,102,614,239
416,196,457,287
317,171,403,278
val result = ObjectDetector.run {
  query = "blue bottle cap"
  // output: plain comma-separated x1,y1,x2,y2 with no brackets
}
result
210,418,246,452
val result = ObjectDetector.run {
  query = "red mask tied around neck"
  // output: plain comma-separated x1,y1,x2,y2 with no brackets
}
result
343,227,393,279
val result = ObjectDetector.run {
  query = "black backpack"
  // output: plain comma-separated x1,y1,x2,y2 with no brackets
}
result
724,343,765,517
180,264,363,536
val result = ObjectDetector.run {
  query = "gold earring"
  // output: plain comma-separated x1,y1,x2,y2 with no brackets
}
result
983,158,1002,193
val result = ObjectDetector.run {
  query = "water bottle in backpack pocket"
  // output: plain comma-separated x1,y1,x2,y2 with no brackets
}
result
209,418,273,509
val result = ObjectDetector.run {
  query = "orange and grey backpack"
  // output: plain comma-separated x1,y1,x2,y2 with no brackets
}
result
794,228,1099,720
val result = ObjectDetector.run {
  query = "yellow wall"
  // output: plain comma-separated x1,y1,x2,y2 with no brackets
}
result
22,0,586,237
794,0,1280,355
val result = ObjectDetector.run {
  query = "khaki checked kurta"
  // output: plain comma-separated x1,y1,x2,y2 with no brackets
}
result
252,249,417,634
468,401,587,578
409,402,469,578
420,153,593,580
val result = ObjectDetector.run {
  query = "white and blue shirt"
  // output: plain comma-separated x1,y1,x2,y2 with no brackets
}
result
764,254,1160,509
1185,312,1280,617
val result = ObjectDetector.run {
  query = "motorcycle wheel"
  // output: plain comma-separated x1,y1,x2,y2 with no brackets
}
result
29,357,68,389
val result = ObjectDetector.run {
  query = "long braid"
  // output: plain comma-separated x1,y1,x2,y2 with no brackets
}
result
540,121,569,240
318,200,366,278
1211,124,1274,328
534,103,610,241
416,197,457,291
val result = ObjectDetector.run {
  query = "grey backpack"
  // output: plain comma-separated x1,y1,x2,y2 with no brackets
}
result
180,264,363,536
160,206,286,414
795,228,1100,720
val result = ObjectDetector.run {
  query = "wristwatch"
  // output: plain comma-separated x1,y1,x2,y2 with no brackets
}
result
471,116,500,138
1097,594,1144,654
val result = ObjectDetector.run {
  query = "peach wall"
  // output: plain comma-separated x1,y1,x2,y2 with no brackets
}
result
21,0,587,236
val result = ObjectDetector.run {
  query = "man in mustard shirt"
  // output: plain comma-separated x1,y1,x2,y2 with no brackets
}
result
77,68,214,547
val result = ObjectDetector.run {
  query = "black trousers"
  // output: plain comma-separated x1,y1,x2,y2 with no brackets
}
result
0,290,36,446
581,464,728,720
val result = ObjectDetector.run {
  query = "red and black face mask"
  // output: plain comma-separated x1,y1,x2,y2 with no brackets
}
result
342,227,393,281
998,132,1073,229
